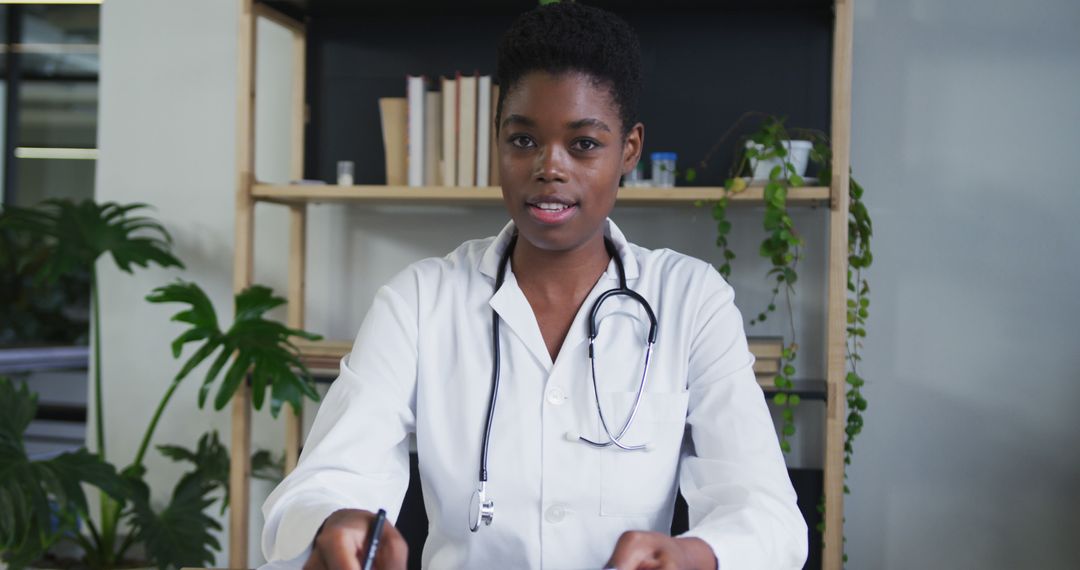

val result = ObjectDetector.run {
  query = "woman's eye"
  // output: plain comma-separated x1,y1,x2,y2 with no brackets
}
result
574,139,599,151
509,135,534,149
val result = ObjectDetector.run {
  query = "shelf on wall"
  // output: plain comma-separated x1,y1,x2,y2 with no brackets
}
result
252,183,831,206
296,339,828,403
762,380,828,402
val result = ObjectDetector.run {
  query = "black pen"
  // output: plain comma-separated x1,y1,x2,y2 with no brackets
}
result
361,508,387,570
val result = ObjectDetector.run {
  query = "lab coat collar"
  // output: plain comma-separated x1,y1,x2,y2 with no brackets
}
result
477,218,640,283
481,218,644,371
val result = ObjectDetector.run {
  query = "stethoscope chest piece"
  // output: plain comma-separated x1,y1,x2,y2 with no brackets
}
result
469,483,494,532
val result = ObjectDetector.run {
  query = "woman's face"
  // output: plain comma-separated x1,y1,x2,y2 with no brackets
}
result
497,70,644,254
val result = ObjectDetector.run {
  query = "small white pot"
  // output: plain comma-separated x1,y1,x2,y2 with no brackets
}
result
747,140,813,181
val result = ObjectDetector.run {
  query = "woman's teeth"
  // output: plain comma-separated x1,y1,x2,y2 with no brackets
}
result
535,202,570,211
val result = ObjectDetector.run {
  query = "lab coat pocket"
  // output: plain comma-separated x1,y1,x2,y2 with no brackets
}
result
598,390,690,517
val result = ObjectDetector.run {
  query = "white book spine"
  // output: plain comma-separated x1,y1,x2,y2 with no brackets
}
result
441,77,458,187
475,76,492,187
407,75,425,187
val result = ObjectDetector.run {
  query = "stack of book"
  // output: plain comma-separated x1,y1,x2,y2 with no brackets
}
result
747,336,784,388
295,340,353,377
379,72,501,188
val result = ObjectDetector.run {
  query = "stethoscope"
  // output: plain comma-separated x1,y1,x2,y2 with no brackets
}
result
469,232,659,532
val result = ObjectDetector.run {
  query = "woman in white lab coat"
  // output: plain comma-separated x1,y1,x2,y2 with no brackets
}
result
261,3,807,569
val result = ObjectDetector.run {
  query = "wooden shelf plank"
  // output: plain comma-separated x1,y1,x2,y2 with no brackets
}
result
298,339,825,403
252,183,831,206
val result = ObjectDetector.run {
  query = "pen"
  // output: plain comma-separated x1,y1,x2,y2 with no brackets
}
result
361,508,387,570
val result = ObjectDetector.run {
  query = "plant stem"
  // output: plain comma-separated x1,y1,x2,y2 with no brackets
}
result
132,377,182,468
91,267,105,460
83,511,105,565
91,267,119,568
114,529,138,564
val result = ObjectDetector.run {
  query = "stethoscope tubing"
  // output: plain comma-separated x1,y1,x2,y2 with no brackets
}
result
472,232,658,531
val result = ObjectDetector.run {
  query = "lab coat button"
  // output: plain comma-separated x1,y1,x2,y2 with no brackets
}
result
546,388,567,405
545,505,566,523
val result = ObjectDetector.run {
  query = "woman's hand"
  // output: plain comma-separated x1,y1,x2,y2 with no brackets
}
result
605,531,717,570
303,508,409,570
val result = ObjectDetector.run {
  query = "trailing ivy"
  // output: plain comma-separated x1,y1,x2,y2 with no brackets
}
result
733,117,805,452
807,137,872,565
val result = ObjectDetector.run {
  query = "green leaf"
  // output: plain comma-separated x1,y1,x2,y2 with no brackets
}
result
251,450,285,483
2,200,183,284
773,393,788,405
789,394,801,406
128,472,222,570
151,281,322,418
0,377,127,562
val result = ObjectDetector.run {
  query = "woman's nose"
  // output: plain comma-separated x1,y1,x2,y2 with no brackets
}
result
533,146,569,183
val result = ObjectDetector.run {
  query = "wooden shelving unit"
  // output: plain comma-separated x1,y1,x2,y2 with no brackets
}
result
230,1,852,568
252,183,832,205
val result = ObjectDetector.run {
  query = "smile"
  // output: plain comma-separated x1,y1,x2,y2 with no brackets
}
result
526,201,578,224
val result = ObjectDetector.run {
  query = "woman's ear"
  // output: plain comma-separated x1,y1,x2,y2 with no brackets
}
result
621,122,645,175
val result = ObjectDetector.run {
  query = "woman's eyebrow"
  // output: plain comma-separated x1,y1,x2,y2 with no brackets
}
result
502,114,536,130
501,114,611,133
566,117,611,132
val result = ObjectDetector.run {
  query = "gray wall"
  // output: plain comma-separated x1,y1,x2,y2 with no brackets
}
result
845,0,1080,568
93,0,1080,568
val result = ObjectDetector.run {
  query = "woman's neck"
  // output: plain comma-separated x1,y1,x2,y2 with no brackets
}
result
510,231,611,301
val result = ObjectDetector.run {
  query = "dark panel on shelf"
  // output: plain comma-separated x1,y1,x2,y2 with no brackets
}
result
304,4,832,185
266,0,832,20
764,379,829,402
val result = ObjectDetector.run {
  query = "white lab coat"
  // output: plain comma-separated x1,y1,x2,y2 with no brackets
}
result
260,218,807,570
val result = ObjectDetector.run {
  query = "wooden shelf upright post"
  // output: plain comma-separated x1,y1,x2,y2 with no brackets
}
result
823,0,854,567
230,1,308,566
230,0,256,567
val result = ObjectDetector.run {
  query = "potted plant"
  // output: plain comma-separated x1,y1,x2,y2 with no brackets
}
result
0,199,319,569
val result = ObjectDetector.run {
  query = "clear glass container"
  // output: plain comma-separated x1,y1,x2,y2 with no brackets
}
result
337,160,355,186
650,152,676,187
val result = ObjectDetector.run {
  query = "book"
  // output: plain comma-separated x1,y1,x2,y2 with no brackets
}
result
424,91,442,185
747,336,784,359
475,75,492,187
406,75,426,187
489,83,500,186
378,97,408,186
440,76,458,187
756,374,777,388
456,72,477,187
753,358,780,374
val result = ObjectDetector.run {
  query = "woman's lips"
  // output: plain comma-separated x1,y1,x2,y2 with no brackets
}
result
527,202,578,225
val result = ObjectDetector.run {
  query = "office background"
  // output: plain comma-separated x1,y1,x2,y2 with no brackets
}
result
77,0,1080,568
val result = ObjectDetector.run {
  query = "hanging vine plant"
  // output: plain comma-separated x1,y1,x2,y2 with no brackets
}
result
807,138,872,564
686,113,873,482
689,113,807,452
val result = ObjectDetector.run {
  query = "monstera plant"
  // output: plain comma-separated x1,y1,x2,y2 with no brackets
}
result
0,199,317,569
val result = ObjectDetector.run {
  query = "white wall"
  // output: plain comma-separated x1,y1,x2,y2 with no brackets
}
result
96,0,263,565
94,0,1080,568
845,0,1080,568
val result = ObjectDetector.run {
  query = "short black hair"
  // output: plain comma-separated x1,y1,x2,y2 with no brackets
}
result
495,2,643,138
